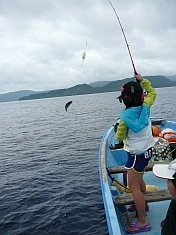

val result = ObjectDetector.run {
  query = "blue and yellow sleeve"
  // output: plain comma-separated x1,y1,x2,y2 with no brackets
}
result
141,78,156,107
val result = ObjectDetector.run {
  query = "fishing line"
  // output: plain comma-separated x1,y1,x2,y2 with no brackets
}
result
107,0,137,75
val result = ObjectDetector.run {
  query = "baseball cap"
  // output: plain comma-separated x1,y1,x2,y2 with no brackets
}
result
153,159,176,179
117,81,143,100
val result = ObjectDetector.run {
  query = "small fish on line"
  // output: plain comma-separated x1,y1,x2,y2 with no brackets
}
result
65,101,72,111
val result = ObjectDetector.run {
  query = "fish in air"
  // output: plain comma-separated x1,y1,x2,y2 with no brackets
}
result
65,101,73,111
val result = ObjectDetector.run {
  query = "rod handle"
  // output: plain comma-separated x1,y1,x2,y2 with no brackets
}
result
134,70,140,83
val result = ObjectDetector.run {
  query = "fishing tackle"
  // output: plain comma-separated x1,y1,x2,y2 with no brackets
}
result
81,39,87,66
107,0,137,75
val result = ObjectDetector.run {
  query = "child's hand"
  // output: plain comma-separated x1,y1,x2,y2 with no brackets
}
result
134,73,142,81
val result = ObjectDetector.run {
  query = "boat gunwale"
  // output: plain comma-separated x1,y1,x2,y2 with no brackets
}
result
99,126,122,235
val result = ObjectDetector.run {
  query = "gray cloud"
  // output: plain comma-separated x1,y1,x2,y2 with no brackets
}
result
0,0,176,94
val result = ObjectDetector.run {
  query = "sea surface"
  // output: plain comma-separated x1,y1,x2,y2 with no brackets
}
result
0,86,176,235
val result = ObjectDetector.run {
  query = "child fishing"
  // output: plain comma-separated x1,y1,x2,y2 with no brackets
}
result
116,73,156,233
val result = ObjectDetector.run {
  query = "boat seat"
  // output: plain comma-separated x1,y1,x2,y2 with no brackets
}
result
108,160,172,188
114,189,172,206
108,161,172,174
110,161,172,206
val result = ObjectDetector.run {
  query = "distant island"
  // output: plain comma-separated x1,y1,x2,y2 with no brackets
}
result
19,75,176,101
0,75,176,102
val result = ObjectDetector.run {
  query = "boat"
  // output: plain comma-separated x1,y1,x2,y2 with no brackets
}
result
99,117,176,235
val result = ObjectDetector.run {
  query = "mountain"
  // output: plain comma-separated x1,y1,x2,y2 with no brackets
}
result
89,81,110,87
19,75,176,101
166,75,176,81
0,90,37,102
19,84,94,101
1,75,175,102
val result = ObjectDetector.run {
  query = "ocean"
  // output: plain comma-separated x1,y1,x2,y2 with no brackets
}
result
0,86,175,235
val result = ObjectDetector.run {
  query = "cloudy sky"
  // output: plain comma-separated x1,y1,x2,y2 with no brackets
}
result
0,0,176,94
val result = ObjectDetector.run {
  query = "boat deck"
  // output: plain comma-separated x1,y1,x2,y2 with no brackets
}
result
117,171,171,234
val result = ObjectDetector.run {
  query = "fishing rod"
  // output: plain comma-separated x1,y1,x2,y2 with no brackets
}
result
107,0,137,75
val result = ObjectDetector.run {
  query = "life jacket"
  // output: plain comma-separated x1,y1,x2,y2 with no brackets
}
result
152,125,161,137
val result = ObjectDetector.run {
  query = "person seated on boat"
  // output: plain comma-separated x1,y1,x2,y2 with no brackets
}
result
116,73,156,233
153,159,176,235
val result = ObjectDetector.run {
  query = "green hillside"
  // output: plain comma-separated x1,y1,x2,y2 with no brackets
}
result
19,75,176,101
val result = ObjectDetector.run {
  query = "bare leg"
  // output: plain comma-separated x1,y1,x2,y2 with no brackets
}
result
140,178,146,192
140,178,149,208
126,169,150,232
